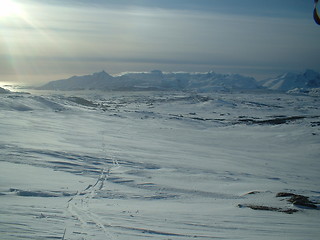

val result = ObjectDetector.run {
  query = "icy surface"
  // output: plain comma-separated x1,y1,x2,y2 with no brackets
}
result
1,90,320,239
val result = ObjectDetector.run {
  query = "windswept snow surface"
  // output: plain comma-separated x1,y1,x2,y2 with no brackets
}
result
1,90,320,239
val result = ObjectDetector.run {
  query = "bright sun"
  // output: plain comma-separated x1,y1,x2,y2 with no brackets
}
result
0,0,21,17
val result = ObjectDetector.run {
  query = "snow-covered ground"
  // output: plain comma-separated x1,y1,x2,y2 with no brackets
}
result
1,90,319,239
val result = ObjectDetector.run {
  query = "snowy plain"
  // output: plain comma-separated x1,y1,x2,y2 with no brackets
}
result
1,89,320,239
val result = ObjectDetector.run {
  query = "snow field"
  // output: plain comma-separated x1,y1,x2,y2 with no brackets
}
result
0,90,319,239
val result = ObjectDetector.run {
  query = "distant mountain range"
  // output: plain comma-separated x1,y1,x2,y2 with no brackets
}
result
38,69,320,93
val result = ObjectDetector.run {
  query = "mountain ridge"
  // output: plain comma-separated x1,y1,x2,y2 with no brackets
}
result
38,70,261,92
38,69,320,93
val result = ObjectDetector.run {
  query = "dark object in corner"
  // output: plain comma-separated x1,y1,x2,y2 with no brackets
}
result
314,0,320,25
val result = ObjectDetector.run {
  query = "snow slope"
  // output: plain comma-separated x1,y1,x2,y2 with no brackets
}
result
261,69,320,92
1,90,320,239
39,70,261,92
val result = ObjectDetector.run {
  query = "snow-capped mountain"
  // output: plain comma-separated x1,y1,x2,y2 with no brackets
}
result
261,69,320,92
186,71,260,92
0,87,10,94
39,70,261,91
39,71,115,90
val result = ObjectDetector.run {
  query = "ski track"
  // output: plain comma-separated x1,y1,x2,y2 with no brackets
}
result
65,167,116,240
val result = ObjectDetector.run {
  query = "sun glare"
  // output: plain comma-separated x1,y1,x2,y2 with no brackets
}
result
0,0,21,17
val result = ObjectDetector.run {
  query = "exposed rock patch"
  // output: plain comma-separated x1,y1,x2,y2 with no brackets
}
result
276,192,296,197
237,116,306,125
238,204,298,214
277,192,318,209
239,191,319,214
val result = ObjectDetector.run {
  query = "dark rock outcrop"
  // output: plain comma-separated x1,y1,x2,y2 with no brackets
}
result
239,191,318,214
238,204,298,214
277,192,318,209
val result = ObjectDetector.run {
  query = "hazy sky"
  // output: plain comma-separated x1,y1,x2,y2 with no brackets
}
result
1,0,320,83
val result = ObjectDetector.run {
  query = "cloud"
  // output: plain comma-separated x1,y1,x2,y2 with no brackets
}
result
1,0,320,83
